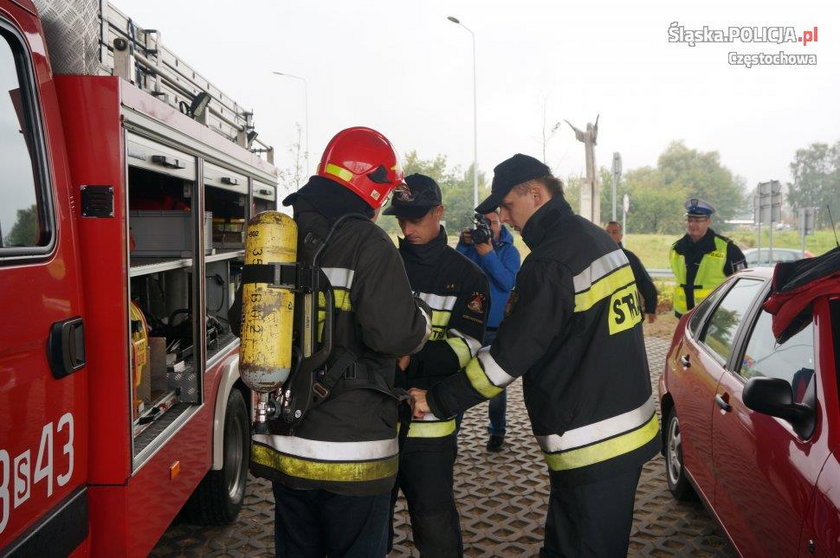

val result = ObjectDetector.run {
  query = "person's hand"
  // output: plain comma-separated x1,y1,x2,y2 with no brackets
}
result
647,313,657,324
475,240,493,256
397,355,410,371
460,229,474,245
408,388,430,418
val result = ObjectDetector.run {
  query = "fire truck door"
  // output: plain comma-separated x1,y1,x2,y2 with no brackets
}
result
0,7,88,556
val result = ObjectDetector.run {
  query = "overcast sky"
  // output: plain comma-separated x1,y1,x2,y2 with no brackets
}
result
114,0,839,193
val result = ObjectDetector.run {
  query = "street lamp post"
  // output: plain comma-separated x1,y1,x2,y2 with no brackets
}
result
272,71,310,176
447,16,478,209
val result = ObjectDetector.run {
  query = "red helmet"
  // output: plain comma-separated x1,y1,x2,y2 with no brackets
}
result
317,127,404,209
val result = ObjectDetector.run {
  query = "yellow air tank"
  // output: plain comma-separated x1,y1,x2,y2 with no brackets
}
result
239,211,298,393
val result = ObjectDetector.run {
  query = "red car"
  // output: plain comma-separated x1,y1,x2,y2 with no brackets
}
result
659,249,840,557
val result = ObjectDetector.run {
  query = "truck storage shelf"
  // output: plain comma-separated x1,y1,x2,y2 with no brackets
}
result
206,249,244,263
207,331,238,362
133,389,179,439
129,256,192,277
133,402,193,458
129,249,243,276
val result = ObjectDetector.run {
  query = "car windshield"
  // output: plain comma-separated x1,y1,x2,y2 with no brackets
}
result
740,307,814,403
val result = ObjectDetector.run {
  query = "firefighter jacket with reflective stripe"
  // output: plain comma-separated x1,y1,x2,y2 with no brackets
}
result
620,243,658,315
250,178,431,496
427,195,660,483
397,227,488,439
670,229,746,314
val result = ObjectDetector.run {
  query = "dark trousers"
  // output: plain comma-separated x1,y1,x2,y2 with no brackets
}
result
487,390,507,437
483,330,507,437
273,482,390,557
541,466,642,558
390,435,463,557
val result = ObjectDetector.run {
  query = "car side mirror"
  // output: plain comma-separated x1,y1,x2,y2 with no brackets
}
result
743,377,815,439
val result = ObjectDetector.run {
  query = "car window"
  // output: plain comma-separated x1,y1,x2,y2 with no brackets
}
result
740,310,814,402
700,279,764,362
689,281,728,336
0,24,51,253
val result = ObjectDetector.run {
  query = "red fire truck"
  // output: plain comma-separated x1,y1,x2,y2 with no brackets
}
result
0,1,283,555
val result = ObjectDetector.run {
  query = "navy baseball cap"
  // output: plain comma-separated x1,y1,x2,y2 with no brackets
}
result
475,154,551,214
383,173,442,218
684,198,715,217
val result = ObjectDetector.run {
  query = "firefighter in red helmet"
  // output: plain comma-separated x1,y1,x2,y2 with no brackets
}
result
236,127,431,557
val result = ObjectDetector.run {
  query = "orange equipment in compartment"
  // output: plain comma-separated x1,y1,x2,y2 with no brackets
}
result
129,301,150,418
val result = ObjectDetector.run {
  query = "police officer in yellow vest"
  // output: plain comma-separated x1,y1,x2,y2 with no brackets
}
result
669,198,746,316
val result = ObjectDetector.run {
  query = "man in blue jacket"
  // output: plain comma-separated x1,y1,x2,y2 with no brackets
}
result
457,212,521,451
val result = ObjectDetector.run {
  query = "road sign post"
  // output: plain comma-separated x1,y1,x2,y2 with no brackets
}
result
800,207,816,254
754,180,783,262
622,193,630,246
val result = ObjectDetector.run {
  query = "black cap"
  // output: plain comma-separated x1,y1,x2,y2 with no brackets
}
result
475,154,551,214
383,173,442,218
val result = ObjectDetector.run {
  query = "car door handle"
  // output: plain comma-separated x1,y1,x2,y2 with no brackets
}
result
715,394,731,412
47,316,86,379
680,354,691,367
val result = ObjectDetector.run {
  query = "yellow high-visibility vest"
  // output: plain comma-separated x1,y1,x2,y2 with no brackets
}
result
670,236,729,314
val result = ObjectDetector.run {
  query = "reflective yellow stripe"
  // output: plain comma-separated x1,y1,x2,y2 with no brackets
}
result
607,284,643,335
449,328,482,356
430,328,447,341
333,289,351,311
573,250,628,292
446,337,472,368
251,443,398,482
324,163,354,183
465,357,503,398
431,309,451,328
429,309,452,341
317,289,351,313
543,414,659,471
407,418,457,438
574,266,635,312
316,288,352,341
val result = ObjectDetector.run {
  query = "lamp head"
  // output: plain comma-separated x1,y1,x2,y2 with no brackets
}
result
189,92,211,120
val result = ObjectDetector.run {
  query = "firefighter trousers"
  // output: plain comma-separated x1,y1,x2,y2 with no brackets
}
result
389,433,463,557
273,482,391,558
540,465,643,557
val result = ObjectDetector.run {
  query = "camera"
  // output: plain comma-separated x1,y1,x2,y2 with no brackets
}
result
469,214,492,245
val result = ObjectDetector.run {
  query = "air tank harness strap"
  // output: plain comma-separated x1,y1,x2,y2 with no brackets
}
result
241,262,302,289
313,348,409,405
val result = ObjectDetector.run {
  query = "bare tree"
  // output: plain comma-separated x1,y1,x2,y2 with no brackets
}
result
539,100,562,164
277,123,305,192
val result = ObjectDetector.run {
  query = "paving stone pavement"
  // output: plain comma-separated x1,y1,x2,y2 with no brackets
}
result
153,337,736,557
